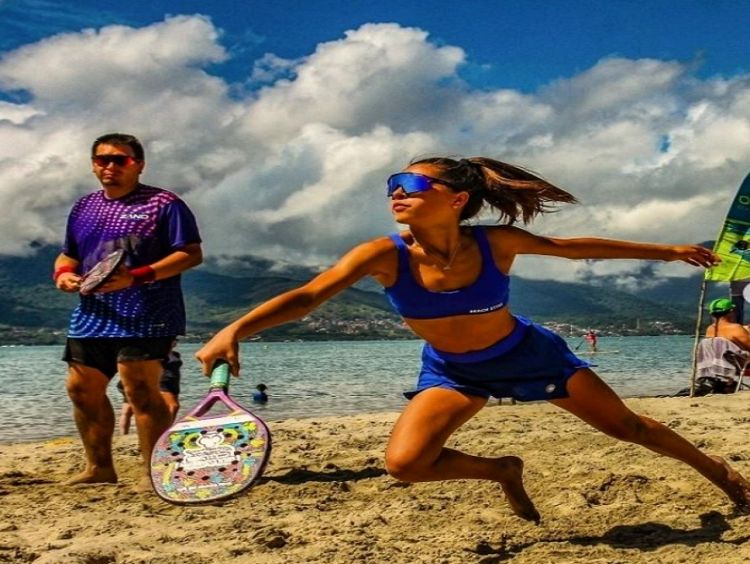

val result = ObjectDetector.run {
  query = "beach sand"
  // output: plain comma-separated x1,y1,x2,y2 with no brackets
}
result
1,393,749,563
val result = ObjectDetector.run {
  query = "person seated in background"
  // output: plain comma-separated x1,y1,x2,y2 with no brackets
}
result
700,298,750,394
705,298,750,348
119,347,182,434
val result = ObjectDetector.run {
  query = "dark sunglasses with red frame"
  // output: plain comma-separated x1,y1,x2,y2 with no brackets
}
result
92,154,140,167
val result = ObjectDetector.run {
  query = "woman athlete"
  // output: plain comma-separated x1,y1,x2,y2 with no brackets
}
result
196,157,750,521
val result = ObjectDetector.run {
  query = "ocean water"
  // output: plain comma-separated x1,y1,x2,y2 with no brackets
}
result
0,336,698,443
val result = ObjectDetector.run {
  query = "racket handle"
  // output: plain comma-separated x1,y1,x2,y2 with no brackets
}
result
209,360,231,390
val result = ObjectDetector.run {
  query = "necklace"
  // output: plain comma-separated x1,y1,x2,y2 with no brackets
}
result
413,236,462,271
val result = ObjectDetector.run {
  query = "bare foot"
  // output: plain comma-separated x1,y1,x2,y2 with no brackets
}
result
64,467,117,485
133,474,154,493
709,456,750,510
495,456,540,524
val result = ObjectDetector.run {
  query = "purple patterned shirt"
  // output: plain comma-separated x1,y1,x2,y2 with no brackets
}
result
63,184,201,338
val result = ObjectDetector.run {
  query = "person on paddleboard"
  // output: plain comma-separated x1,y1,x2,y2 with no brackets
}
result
196,156,750,520
584,330,598,353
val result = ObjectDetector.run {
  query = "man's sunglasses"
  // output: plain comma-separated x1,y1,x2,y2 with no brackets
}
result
386,172,455,198
92,155,140,167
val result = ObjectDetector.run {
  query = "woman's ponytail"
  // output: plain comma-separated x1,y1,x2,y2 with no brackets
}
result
411,156,578,223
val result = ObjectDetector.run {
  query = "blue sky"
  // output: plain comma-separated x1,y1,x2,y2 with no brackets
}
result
1,0,749,285
3,0,748,92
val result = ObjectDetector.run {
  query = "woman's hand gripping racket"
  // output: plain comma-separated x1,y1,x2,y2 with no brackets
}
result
150,360,271,504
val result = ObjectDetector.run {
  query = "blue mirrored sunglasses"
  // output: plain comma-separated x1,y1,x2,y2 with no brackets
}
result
386,172,455,198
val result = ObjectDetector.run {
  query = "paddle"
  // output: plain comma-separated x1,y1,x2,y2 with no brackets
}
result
79,249,126,295
150,360,271,504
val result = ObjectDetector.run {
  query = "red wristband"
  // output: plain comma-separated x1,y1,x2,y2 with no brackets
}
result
53,266,77,282
129,266,156,286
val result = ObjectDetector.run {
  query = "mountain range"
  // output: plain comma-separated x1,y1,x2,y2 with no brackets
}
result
0,244,726,344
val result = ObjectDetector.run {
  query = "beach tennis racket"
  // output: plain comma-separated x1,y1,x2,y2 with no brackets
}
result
79,249,126,295
150,361,271,504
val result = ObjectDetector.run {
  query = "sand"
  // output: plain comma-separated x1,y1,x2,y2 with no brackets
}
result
1,393,749,563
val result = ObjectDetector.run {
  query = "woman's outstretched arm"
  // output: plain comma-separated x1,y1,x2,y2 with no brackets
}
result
195,238,394,375
495,225,718,267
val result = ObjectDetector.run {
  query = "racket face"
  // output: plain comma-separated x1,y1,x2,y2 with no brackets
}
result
150,395,271,504
79,249,126,295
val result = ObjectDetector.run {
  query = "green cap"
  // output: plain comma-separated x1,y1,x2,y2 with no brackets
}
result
708,298,735,315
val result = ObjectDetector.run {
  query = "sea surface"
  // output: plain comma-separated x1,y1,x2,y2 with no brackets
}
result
0,336,699,443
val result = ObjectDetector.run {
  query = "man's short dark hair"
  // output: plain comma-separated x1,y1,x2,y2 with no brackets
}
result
710,311,734,319
91,133,144,161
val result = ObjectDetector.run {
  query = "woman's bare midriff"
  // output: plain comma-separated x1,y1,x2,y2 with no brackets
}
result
403,307,517,353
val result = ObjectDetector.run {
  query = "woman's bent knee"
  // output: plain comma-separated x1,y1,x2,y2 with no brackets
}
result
385,450,427,482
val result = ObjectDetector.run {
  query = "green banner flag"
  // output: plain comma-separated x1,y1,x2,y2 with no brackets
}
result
705,171,750,282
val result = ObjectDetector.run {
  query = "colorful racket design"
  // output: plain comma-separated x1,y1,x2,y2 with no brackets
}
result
79,249,126,295
150,361,271,504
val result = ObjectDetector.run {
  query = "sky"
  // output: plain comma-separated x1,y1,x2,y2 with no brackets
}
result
1,0,750,287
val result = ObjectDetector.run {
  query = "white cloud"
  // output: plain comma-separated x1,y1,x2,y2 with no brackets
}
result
0,15,227,107
589,194,719,239
238,23,465,143
0,100,42,123
0,16,749,293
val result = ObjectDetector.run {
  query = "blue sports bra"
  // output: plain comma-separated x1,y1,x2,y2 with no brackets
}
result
384,226,510,319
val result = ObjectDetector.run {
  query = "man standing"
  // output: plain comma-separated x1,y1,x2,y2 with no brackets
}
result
53,133,202,490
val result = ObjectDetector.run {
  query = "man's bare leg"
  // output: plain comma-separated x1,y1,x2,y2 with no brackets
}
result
119,360,171,491
65,364,117,484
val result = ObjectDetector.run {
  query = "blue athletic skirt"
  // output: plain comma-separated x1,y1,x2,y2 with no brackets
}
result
404,316,592,402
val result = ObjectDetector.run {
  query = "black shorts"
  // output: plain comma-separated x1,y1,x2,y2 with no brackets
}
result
63,337,176,379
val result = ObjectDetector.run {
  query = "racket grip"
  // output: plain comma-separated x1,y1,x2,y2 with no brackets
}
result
210,360,231,389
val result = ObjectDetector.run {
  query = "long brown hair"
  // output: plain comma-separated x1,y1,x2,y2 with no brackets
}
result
411,156,577,224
